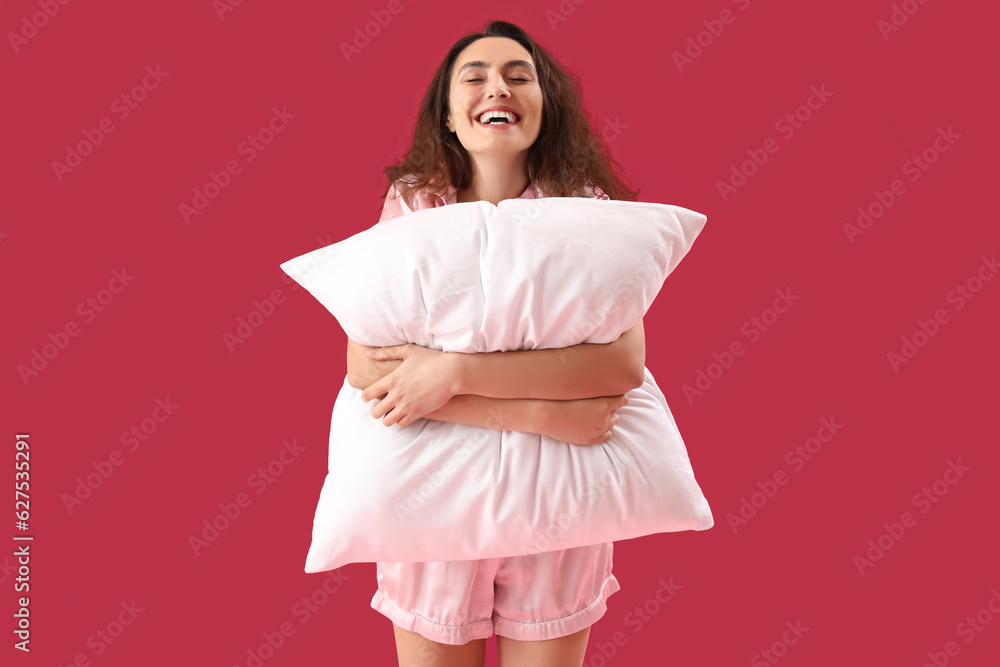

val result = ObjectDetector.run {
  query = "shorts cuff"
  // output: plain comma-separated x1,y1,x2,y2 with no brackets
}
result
370,589,494,646
492,573,621,642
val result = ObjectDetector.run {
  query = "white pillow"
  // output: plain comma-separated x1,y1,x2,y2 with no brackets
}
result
280,196,714,572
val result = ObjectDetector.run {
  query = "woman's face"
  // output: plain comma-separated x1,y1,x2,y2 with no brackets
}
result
445,37,543,160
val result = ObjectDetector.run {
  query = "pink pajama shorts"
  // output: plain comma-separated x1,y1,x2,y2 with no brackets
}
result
370,542,620,645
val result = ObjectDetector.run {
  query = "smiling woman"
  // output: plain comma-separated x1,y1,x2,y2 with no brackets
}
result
443,38,545,205
349,19,645,667
378,20,638,213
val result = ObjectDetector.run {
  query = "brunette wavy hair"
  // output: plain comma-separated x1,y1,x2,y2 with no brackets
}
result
380,20,639,211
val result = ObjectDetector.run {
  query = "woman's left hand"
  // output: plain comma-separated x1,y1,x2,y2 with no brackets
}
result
360,344,461,428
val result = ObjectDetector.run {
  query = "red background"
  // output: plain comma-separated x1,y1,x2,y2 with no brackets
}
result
3,0,998,665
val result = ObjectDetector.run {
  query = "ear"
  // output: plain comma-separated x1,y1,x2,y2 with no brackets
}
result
445,113,454,133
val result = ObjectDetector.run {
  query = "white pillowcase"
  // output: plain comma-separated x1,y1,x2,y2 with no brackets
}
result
280,196,714,572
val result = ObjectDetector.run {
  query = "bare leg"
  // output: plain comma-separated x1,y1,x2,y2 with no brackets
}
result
496,626,591,667
392,623,487,667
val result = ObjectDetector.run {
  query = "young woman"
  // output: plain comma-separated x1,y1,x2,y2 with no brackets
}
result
346,20,646,667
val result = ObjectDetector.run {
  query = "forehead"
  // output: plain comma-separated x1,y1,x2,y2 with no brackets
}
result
453,37,535,76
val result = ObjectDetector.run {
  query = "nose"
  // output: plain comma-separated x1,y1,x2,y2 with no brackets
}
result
485,74,510,98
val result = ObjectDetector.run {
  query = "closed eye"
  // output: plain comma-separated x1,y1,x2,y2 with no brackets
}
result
466,77,531,83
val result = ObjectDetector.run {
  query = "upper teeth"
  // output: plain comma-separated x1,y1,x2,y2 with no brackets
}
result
478,110,517,124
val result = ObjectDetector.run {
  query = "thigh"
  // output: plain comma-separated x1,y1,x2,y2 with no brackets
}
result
392,623,487,667
496,626,591,667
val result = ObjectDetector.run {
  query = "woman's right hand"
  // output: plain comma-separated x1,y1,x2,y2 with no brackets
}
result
539,395,629,446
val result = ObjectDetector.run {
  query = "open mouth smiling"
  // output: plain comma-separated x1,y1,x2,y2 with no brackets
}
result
476,110,521,125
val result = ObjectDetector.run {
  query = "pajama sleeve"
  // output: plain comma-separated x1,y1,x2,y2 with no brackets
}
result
377,180,411,224
586,184,611,200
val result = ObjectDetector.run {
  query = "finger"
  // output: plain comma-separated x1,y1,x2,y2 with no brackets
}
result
382,401,403,426
383,409,403,427
368,344,406,360
372,392,397,419
362,376,389,403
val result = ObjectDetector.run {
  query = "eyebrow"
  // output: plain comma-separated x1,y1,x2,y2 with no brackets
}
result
457,59,536,75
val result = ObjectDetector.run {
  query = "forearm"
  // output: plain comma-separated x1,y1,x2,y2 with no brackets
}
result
421,394,545,434
348,337,628,399
347,318,645,405
349,339,542,432
453,320,646,400
453,345,617,400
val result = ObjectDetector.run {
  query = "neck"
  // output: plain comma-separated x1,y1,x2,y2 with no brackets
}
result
458,154,530,205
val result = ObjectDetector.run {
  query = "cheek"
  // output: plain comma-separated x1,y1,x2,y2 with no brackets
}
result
455,102,475,124
530,98,544,124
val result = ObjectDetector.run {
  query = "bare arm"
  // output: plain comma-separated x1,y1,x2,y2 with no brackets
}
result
451,318,646,399
347,338,626,444
347,338,544,427
419,393,625,446
355,319,646,404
